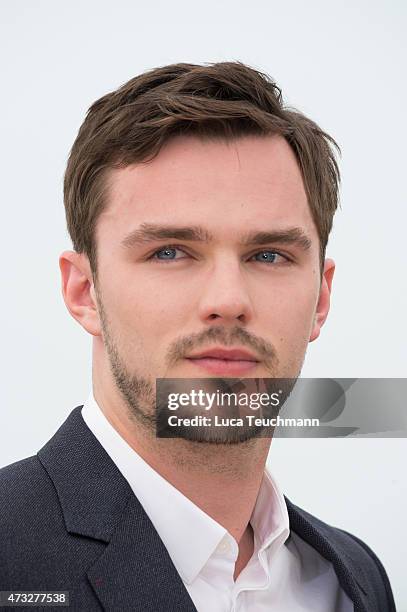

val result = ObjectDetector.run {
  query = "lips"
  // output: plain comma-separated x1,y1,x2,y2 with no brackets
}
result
186,348,259,361
185,347,260,375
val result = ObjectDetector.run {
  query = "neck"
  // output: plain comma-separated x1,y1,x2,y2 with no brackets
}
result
93,381,272,544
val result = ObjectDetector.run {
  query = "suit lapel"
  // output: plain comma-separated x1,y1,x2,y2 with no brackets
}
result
86,494,197,611
37,406,197,612
285,497,374,612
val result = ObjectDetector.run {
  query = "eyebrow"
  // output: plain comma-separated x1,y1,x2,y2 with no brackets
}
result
120,223,312,251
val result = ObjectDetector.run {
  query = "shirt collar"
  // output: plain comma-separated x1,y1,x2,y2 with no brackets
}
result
251,468,290,556
81,389,290,584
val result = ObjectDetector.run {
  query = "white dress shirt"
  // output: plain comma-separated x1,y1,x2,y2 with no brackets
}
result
82,390,354,611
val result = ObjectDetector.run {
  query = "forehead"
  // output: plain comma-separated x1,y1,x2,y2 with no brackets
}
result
96,134,316,244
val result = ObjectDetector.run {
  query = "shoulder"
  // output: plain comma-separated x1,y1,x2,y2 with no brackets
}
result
286,497,396,611
0,454,104,591
334,527,396,606
0,454,55,505
288,498,384,564
0,454,63,538
0,454,61,534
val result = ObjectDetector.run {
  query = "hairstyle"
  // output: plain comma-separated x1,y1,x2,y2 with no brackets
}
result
64,61,340,281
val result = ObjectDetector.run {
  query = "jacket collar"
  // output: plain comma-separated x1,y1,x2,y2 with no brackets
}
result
37,405,197,612
285,497,373,612
38,405,372,612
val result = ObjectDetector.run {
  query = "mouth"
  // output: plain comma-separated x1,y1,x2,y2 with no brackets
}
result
185,347,260,375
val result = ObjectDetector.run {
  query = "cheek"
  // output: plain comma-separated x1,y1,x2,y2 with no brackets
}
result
110,280,186,345
258,279,318,345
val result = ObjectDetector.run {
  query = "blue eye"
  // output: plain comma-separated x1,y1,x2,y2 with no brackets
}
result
149,246,287,264
252,251,282,263
152,247,184,260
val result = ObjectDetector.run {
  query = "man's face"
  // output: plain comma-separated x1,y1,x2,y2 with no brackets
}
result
86,134,332,439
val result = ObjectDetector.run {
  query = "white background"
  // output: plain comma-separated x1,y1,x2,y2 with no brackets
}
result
1,0,406,608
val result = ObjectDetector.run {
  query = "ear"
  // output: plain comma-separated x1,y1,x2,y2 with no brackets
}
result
59,250,101,337
309,258,335,343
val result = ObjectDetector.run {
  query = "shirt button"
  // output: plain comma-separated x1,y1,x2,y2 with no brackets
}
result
217,539,231,554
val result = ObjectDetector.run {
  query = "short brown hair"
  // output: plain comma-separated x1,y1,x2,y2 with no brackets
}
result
64,61,340,280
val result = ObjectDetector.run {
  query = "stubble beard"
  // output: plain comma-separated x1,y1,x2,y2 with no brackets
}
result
97,291,304,446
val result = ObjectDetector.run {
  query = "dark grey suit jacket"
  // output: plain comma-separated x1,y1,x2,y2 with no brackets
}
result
0,406,396,611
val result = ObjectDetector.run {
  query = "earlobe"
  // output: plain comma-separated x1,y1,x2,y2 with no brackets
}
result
309,258,335,343
59,250,101,337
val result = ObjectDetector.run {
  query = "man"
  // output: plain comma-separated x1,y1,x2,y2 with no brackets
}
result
0,62,396,611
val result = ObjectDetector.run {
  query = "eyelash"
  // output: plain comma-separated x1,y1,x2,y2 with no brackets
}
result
147,245,291,265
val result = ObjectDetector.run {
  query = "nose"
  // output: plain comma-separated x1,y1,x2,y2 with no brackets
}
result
197,257,254,326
